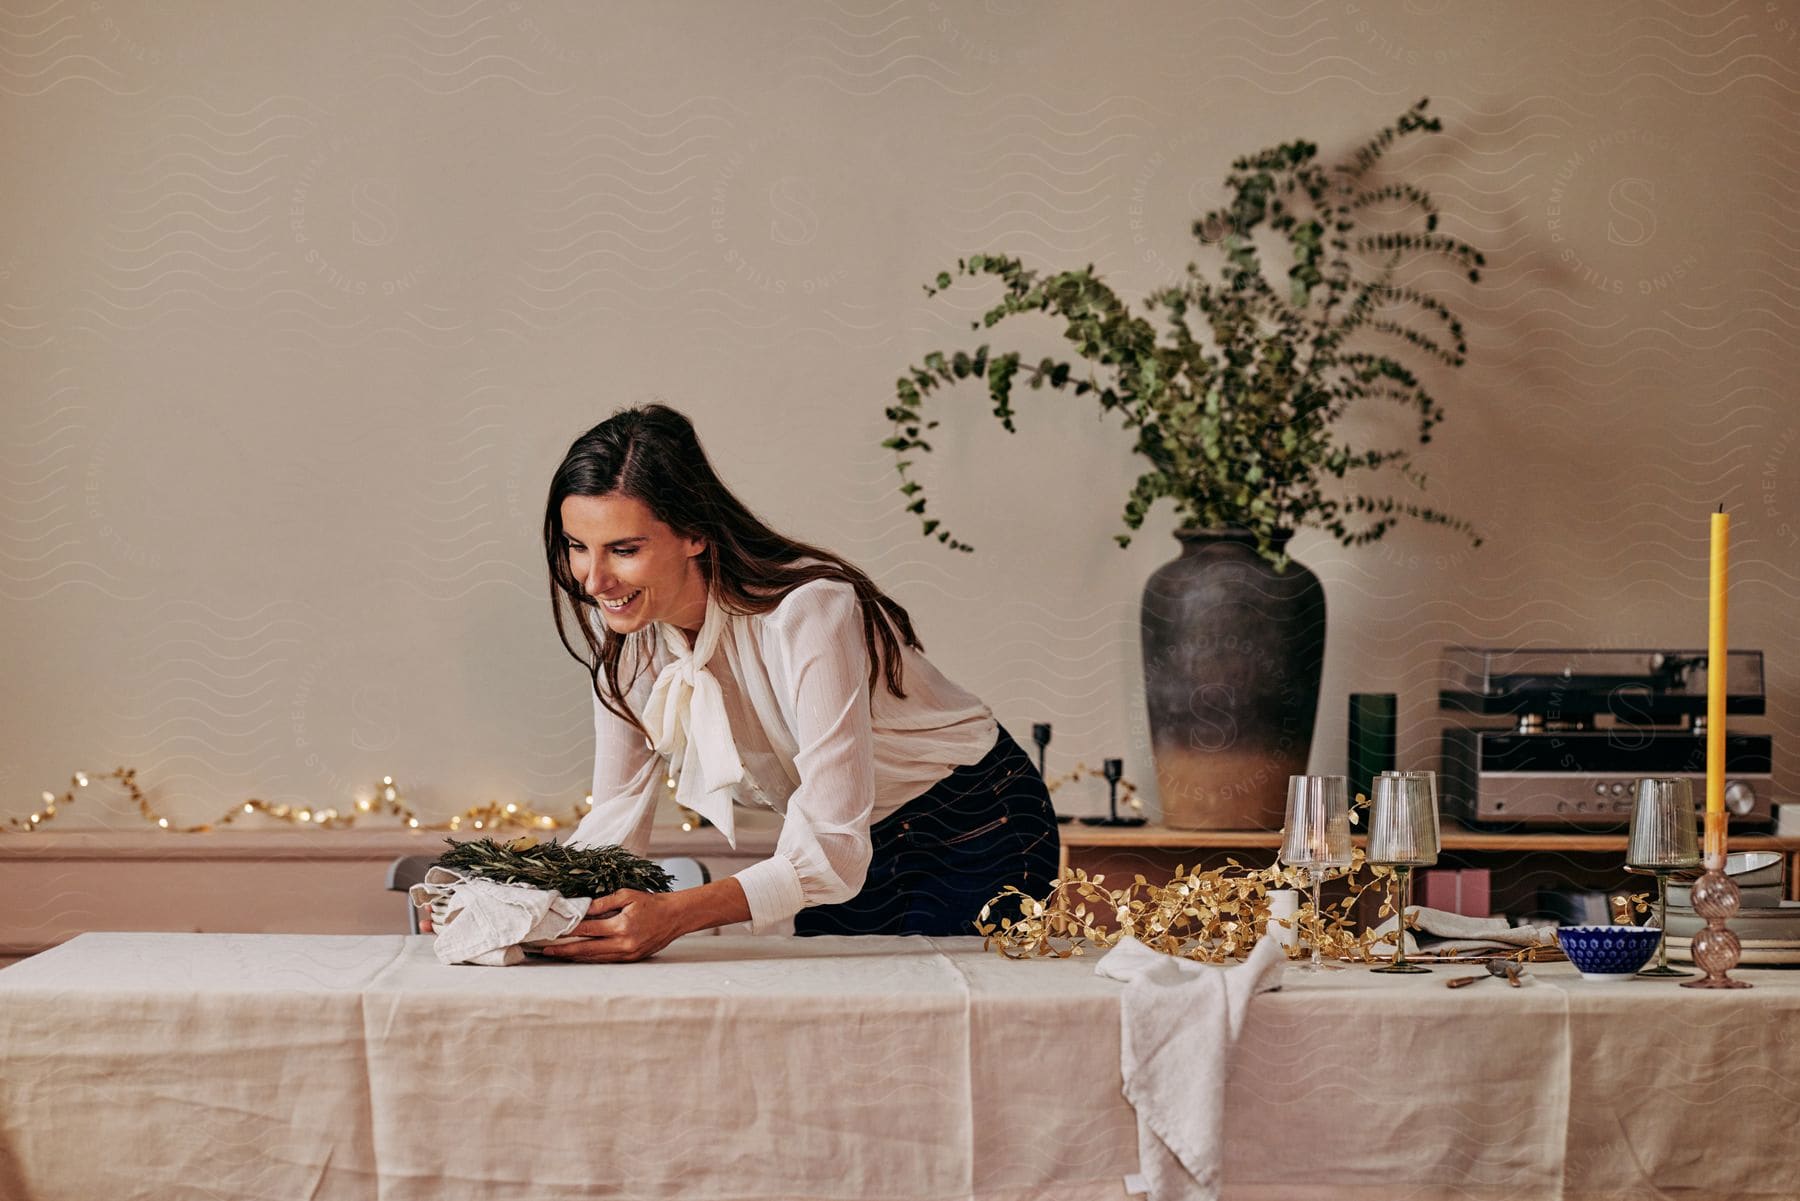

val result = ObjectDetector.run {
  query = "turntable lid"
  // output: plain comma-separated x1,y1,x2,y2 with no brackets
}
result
1438,647,1765,717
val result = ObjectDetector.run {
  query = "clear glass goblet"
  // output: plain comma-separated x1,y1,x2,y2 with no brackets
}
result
1279,775,1353,971
1627,777,1702,978
1367,770,1442,974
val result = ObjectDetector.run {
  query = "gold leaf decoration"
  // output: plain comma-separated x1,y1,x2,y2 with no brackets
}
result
976,849,1395,963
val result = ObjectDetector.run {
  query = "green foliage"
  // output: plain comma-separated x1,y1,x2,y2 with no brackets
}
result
435,837,673,897
883,98,1486,567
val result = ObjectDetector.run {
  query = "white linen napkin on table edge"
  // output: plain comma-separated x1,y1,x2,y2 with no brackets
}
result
409,866,592,967
1368,906,1559,958
1094,934,1287,1201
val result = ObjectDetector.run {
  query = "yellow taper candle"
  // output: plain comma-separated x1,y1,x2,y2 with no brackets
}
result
1705,506,1729,863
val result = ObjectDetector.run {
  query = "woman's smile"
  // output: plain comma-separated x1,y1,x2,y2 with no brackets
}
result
560,493,707,636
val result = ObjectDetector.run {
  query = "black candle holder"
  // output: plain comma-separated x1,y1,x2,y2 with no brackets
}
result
1032,722,1072,825
1080,758,1146,827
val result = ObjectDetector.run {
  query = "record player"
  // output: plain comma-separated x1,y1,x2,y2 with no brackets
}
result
1439,647,1773,829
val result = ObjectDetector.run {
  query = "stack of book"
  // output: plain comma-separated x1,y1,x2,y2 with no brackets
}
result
1664,851,1800,965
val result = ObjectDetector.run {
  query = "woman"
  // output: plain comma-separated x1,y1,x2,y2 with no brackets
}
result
526,403,1057,962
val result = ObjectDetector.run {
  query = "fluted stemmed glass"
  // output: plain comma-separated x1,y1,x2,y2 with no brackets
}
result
1628,777,1702,978
1280,775,1353,971
1367,771,1442,974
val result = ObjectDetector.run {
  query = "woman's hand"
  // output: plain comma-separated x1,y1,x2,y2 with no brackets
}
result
536,889,692,963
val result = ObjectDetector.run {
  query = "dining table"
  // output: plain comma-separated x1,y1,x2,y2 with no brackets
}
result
2,931,1797,1200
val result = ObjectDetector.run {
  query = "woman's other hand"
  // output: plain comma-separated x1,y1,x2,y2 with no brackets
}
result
535,889,691,963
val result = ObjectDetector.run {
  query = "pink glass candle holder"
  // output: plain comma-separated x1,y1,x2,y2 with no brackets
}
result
1679,857,1752,990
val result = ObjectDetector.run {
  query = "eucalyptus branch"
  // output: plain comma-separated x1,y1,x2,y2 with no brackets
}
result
884,99,1486,564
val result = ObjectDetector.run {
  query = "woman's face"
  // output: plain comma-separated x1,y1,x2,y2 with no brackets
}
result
560,493,707,635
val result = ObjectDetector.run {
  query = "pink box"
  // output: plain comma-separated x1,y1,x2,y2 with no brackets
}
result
1422,869,1459,913
1457,868,1492,918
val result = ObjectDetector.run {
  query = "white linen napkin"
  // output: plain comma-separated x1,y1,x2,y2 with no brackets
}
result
1369,906,1558,958
639,594,746,847
409,866,592,967
1094,935,1287,1201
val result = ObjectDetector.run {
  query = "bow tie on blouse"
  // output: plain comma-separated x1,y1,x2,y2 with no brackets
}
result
640,597,746,847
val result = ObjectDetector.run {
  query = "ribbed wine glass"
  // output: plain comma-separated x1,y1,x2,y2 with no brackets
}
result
1367,771,1441,974
1280,775,1353,971
1628,777,1701,978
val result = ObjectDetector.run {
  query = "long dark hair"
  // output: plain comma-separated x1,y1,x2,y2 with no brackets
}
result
544,404,923,740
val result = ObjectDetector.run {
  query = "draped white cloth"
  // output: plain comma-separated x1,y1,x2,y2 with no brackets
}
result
568,578,997,932
1095,937,1288,1201
407,866,590,967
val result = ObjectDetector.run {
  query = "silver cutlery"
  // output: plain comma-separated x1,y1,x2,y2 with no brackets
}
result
1445,960,1521,989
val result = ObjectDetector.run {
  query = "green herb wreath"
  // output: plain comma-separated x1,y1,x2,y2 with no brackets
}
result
434,837,673,898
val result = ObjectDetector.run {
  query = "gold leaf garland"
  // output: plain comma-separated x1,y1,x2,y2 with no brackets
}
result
976,853,1581,965
976,790,1594,965
976,849,1398,963
976,790,1387,962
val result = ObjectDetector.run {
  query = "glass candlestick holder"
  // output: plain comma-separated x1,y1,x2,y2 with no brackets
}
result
1680,857,1752,990
1626,777,1701,979
1279,775,1353,972
1367,771,1440,974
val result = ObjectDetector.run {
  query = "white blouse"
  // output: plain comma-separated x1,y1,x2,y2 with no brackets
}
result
566,578,998,932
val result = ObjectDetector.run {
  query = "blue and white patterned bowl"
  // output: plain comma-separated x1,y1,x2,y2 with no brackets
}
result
1556,925,1662,981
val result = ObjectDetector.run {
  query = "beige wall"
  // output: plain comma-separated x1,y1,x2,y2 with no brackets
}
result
3,1,1796,828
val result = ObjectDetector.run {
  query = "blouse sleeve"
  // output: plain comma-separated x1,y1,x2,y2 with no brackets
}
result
731,580,878,933
566,631,663,857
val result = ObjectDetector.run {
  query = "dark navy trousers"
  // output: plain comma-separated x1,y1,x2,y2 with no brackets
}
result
793,725,1061,937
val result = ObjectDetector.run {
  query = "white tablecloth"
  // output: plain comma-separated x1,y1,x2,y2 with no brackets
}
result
2,933,1798,1200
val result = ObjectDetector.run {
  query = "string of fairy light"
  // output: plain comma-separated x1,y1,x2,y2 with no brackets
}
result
2,768,595,836
6,760,1139,836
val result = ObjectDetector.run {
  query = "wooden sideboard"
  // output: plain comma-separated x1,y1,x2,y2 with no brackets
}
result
5,817,1793,967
